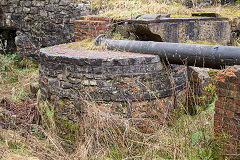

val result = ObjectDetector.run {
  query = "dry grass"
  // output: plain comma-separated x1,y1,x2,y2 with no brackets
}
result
0,56,223,159
0,98,221,159
1,0,233,155
0,54,38,102
0,52,225,159
86,0,240,19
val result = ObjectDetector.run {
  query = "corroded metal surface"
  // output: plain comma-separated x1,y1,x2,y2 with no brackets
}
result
95,35,240,69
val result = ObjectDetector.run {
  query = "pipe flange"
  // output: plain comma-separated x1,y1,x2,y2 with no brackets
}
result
94,34,109,46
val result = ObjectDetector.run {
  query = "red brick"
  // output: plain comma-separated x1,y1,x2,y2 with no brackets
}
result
224,144,237,154
228,90,238,98
73,25,87,28
214,121,222,128
89,25,109,30
235,99,240,106
226,75,240,84
215,101,224,109
227,130,238,137
90,21,107,25
216,88,226,96
225,110,234,118
214,127,222,134
229,118,238,126
85,16,110,21
226,97,234,104
216,81,228,89
222,122,229,130
215,107,224,115
234,69,240,78
74,20,90,25
74,32,81,36
223,117,231,124
76,28,89,33
218,96,225,102
214,114,223,122
229,105,239,112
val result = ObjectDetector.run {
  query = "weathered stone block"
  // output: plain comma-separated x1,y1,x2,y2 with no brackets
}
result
0,0,8,6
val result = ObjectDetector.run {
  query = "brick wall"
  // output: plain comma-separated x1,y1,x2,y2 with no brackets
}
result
215,65,240,159
74,16,112,41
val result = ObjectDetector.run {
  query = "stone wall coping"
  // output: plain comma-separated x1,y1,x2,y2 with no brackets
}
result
40,43,160,67
116,17,229,24
40,43,159,61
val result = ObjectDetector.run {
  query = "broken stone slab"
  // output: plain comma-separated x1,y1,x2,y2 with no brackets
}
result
192,13,220,18
131,14,142,19
131,14,171,20
30,78,40,95
141,14,171,20
187,66,210,95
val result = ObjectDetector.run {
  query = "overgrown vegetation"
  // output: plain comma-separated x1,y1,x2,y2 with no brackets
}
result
1,0,238,159
86,0,240,19
0,52,228,159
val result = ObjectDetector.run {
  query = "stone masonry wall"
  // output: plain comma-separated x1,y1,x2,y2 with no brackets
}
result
231,17,240,44
215,66,240,159
116,18,232,45
0,0,90,60
183,0,236,8
39,43,187,131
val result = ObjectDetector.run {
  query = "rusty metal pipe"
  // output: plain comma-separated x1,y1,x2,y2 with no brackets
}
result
95,34,240,69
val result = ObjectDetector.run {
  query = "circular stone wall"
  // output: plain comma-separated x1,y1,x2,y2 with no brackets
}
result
39,43,186,131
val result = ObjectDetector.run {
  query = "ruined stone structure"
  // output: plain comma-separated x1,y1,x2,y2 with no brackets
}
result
232,17,240,44
215,66,240,159
0,0,90,59
115,17,232,45
39,43,187,131
183,0,237,8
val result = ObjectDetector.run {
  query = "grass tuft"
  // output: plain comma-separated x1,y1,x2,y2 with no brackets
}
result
0,54,38,102
87,0,240,19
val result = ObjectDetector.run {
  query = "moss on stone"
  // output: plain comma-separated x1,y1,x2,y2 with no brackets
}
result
184,40,223,45
66,38,106,51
